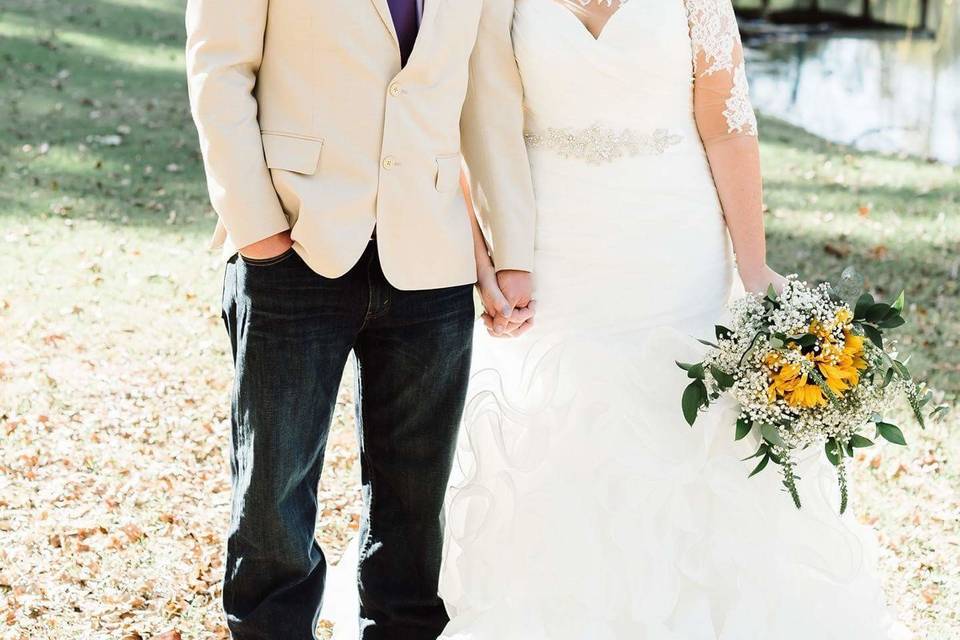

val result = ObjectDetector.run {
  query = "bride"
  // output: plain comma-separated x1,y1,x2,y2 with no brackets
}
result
438,0,903,638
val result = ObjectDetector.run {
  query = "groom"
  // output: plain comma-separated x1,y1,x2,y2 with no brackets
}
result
185,0,535,638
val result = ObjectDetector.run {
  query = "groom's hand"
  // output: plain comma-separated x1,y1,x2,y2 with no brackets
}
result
238,230,293,261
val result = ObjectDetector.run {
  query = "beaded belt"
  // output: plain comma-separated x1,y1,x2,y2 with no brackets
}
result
523,124,683,164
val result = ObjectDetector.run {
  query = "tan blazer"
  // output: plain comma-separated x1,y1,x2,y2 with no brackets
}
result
185,0,536,290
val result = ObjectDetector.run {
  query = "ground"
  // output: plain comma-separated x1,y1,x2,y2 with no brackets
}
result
0,0,958,639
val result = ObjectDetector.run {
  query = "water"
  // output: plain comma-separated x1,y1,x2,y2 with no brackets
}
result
745,11,960,165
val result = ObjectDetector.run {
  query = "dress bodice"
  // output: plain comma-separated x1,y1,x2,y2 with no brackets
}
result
512,0,758,164
513,0,697,133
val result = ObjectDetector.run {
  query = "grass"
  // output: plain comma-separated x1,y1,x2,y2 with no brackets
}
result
0,0,957,638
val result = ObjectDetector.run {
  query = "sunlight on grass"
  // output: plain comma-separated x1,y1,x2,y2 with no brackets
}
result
0,11,183,72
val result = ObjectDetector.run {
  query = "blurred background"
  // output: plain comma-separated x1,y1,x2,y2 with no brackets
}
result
0,0,957,638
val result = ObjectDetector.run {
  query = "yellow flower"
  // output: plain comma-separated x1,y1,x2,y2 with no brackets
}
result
814,330,868,396
808,320,832,340
785,374,828,408
835,308,853,325
843,331,866,361
766,359,827,408
767,361,799,399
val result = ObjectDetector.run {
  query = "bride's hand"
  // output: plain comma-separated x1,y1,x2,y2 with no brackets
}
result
740,264,788,294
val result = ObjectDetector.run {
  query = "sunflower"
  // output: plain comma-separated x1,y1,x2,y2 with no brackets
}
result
814,329,868,395
764,355,828,408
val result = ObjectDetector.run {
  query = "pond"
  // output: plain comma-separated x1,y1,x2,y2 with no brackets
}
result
745,17,959,165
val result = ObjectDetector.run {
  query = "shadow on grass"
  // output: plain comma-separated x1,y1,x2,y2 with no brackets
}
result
0,0,185,49
762,179,959,213
0,10,203,229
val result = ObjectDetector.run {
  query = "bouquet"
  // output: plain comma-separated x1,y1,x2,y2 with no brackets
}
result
678,274,948,513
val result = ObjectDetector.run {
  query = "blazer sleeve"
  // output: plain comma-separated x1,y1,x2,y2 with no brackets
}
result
460,0,537,273
185,0,290,250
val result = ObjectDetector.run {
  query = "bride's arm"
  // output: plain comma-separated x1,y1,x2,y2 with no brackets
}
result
687,0,785,293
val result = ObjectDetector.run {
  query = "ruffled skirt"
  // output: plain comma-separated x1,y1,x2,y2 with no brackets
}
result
437,321,898,640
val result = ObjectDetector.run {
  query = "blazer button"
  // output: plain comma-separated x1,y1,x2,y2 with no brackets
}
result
389,83,402,97
382,156,396,170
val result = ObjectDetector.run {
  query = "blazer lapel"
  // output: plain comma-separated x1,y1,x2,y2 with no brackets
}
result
370,0,400,46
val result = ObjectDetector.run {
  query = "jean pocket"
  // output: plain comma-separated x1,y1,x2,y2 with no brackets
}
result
239,247,297,267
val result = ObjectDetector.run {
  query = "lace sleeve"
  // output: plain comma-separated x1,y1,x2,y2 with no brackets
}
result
685,0,758,146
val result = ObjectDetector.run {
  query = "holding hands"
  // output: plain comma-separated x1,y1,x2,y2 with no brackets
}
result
477,268,536,338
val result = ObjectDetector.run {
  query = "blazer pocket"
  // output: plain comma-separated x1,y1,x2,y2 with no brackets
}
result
261,132,324,175
435,153,461,193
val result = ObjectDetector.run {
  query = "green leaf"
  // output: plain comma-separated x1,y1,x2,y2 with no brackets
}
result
759,422,786,448
709,365,735,390
735,416,753,440
793,333,818,348
881,367,895,389
676,361,696,372
854,293,875,320
891,359,911,380
748,453,770,478
866,303,891,323
878,314,905,329
930,404,951,423
862,324,883,349
876,422,907,446
742,442,769,461
769,335,785,349
891,290,905,313
849,433,874,448
824,438,841,466
687,362,705,380
737,331,767,368
765,283,778,302
715,325,733,341
697,338,719,348
681,381,705,426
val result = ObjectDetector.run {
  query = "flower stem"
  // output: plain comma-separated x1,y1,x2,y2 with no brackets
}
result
837,455,849,515
780,450,802,509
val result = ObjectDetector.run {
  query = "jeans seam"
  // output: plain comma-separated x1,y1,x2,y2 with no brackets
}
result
361,250,392,326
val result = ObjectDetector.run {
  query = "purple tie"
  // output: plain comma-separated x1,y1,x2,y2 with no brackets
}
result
387,0,419,66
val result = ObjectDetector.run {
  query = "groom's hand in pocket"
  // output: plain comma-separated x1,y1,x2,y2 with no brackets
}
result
238,230,294,260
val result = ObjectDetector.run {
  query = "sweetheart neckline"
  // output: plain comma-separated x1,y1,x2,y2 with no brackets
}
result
538,0,636,42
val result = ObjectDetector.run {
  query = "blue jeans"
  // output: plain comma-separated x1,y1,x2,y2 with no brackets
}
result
220,241,474,639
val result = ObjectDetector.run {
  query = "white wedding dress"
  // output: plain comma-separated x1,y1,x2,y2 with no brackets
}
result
434,0,902,638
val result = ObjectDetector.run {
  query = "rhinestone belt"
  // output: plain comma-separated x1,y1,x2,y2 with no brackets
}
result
523,124,683,164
